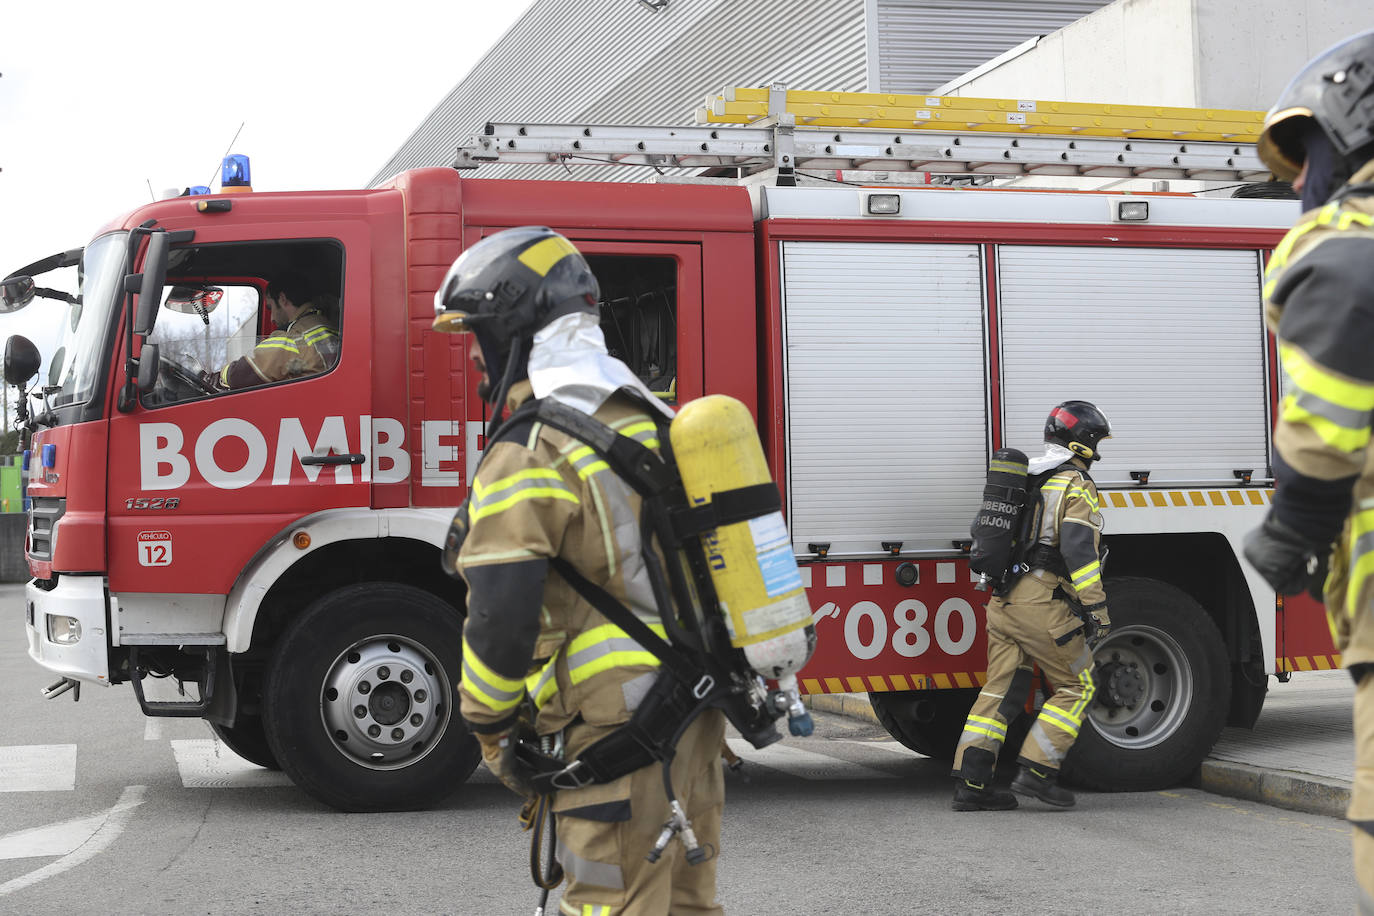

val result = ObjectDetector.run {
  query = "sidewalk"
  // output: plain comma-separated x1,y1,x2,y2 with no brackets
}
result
808,668,1356,818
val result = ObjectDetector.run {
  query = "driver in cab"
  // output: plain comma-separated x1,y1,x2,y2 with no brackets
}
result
216,272,339,389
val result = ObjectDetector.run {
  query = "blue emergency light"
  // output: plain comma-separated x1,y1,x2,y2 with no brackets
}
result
21,449,29,471
221,154,252,188
187,185,212,196
41,444,56,468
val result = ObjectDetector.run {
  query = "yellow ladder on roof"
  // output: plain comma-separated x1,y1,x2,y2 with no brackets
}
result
696,86,1264,143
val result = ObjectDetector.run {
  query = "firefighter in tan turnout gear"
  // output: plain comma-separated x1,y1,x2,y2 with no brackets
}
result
1241,29,1374,911
953,401,1112,811
218,271,340,389
434,226,727,915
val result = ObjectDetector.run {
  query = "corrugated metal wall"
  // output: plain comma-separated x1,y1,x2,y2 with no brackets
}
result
370,0,868,186
872,0,1111,93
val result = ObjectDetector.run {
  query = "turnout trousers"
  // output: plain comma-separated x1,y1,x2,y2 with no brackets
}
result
554,709,726,916
1355,672,1373,914
952,590,1096,782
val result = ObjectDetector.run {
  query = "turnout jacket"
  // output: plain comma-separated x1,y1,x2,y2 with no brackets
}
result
1013,459,1107,610
453,380,668,736
220,308,340,389
1263,158,1374,668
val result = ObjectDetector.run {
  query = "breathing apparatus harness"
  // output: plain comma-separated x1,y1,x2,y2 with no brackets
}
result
454,393,797,894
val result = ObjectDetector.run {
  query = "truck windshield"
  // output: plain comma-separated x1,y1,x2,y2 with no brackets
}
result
48,232,127,409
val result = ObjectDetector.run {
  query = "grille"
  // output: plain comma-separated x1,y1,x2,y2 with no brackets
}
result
28,497,65,562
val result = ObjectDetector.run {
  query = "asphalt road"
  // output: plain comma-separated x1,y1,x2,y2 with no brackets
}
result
0,583,1356,914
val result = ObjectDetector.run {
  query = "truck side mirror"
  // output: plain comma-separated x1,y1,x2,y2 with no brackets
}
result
136,343,160,395
3,335,41,387
48,346,66,387
0,277,36,313
130,231,171,337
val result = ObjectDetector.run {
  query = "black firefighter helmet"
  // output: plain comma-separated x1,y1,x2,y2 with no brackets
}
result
1257,29,1374,186
432,226,600,402
1044,400,1112,462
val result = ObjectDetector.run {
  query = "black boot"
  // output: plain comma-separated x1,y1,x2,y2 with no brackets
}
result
1010,764,1075,807
952,778,1018,811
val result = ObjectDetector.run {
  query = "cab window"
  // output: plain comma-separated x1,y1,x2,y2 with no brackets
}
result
587,255,676,400
140,239,343,407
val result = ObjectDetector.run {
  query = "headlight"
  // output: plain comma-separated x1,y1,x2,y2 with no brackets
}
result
46,614,81,645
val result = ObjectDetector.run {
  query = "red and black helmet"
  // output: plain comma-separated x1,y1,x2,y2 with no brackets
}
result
1044,400,1113,462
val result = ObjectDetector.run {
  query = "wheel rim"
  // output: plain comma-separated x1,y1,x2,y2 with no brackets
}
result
1086,624,1194,750
319,634,452,770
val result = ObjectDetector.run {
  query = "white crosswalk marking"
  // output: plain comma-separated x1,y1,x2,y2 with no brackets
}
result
0,745,76,792
170,739,293,788
725,739,896,780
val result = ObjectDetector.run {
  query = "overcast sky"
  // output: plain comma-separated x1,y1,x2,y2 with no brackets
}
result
0,1,532,389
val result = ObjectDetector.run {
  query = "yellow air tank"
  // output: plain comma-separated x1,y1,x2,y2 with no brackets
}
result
669,395,816,734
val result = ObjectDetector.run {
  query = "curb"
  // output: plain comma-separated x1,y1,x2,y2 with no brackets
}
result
807,693,1352,819
804,692,880,725
1192,759,1350,820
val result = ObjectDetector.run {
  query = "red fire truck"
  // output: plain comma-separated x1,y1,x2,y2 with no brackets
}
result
1,95,1338,811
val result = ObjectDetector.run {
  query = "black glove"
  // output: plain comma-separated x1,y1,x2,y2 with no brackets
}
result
1243,513,1329,597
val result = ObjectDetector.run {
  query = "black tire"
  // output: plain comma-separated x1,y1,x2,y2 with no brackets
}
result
1064,576,1230,791
209,717,280,770
262,582,481,812
869,688,979,759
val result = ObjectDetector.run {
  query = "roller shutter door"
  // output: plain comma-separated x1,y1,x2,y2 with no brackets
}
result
997,245,1269,487
782,241,986,555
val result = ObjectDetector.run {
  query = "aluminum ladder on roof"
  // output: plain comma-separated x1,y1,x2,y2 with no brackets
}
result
453,85,1272,184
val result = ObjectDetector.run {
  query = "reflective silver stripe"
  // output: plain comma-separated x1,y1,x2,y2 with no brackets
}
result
461,657,524,710
567,633,661,682
1288,385,1373,433
526,652,561,709
556,840,625,890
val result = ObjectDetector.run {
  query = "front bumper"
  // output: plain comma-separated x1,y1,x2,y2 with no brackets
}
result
25,575,111,686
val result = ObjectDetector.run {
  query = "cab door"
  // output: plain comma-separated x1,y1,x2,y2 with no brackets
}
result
107,223,374,597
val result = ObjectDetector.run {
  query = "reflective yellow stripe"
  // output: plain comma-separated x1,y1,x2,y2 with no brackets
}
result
1281,344,1374,413
517,235,578,276
1038,704,1081,738
1071,560,1101,589
1347,508,1374,620
1068,485,1099,511
470,468,579,522
461,635,525,713
525,650,561,709
965,714,1007,737
990,459,1027,474
1281,399,1372,452
1069,666,1096,719
255,338,298,353
567,622,665,684
963,723,1006,743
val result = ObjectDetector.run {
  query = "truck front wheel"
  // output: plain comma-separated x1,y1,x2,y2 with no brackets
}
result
1064,576,1230,791
262,582,480,812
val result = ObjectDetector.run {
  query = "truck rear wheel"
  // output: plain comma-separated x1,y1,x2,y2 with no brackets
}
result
209,717,280,770
869,688,978,758
1064,576,1230,791
262,582,480,812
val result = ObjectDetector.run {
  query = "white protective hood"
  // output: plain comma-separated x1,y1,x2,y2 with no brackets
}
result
527,312,675,419
1028,442,1078,475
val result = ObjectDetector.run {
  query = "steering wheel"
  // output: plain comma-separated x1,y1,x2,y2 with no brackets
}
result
158,356,217,397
